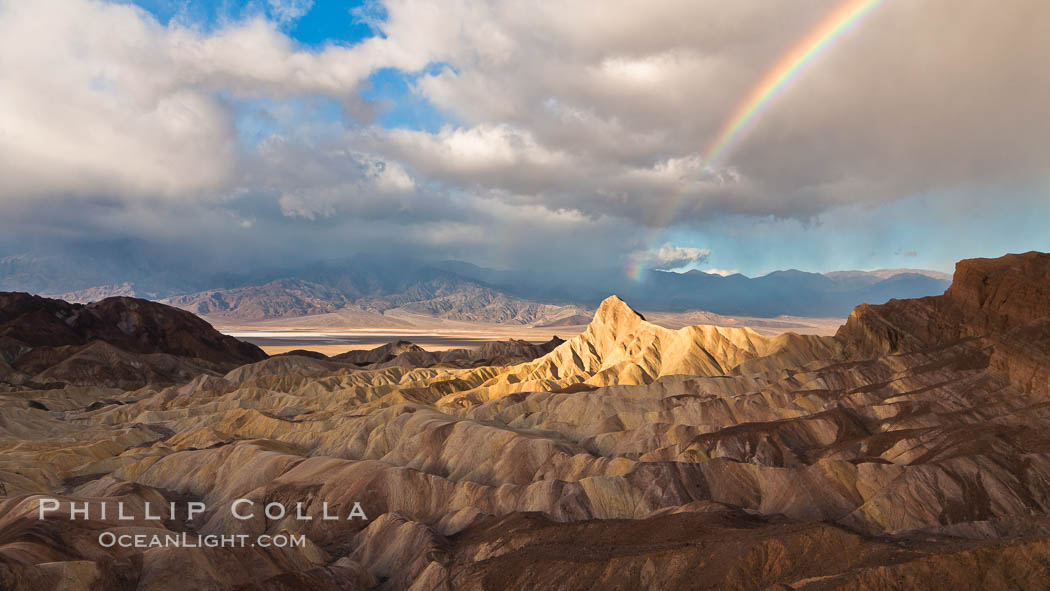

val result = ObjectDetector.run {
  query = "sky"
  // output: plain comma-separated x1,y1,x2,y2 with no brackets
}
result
0,0,1047,279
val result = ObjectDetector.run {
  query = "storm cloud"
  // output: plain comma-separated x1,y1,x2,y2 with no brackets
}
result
0,0,1047,275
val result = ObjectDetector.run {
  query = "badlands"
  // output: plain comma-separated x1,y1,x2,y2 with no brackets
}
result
0,252,1048,590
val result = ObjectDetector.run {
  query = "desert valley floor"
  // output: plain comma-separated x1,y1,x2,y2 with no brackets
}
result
217,310,846,357
0,252,1048,590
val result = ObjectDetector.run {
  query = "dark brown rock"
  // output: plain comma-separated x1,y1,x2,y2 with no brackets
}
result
836,252,1050,395
0,292,266,387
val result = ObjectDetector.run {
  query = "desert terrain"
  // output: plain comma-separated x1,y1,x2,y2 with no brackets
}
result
0,252,1047,590
3,0,1046,587
216,308,845,357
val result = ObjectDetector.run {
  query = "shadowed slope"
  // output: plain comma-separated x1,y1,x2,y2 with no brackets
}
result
839,251,1050,395
0,293,266,389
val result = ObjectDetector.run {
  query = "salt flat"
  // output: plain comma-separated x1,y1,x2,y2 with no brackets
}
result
218,310,844,355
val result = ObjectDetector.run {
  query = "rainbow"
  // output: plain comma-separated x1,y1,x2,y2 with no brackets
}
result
626,0,884,282
704,0,884,166
627,258,646,282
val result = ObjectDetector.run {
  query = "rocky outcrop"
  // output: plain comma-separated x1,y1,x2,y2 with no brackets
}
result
946,252,1050,333
361,337,566,369
330,340,427,366
0,293,266,388
291,337,568,370
837,251,1050,395
450,296,841,396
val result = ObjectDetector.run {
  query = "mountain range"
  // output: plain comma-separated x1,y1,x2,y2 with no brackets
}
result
0,247,951,323
159,263,951,322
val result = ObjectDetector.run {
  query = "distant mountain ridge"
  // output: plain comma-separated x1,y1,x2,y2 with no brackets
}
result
0,249,951,321
825,267,953,281
160,274,589,325
433,260,952,317
162,278,354,320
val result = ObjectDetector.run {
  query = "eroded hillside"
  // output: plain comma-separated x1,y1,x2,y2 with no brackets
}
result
0,252,1048,590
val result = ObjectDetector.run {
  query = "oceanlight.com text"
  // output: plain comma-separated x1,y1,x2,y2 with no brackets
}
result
97,532,307,549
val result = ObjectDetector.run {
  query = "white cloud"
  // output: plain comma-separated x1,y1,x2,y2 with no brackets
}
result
267,0,313,25
380,124,571,178
0,0,434,205
702,268,742,277
278,192,332,220
633,242,711,270
369,159,416,194
261,142,421,221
